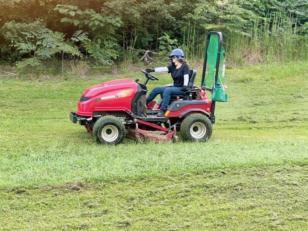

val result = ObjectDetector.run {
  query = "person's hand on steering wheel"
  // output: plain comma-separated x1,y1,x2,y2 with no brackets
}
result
141,70,159,81
145,68,154,73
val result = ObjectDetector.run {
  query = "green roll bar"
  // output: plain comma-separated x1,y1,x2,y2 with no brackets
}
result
201,31,228,123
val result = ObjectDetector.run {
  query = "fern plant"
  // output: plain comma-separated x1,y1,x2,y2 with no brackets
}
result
1,20,81,70
54,4,121,65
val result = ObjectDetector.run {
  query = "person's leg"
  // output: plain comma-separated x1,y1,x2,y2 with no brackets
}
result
160,87,184,111
146,86,166,104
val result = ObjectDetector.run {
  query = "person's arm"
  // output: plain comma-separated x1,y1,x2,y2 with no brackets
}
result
183,65,190,87
183,74,189,87
146,63,175,74
155,67,170,72
146,67,169,73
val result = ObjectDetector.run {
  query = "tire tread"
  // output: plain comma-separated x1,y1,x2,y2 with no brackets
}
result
180,113,212,142
93,115,126,145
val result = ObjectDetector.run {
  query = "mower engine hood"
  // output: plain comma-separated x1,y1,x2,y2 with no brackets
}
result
82,79,137,98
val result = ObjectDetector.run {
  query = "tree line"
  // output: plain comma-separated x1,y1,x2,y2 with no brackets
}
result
0,0,307,70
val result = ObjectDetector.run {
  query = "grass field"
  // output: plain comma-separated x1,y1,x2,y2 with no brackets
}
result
0,61,307,230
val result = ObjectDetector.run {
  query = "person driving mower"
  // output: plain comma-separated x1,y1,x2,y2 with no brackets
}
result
145,48,190,116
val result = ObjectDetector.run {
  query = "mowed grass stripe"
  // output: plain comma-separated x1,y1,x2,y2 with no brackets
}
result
0,61,307,189
0,165,306,230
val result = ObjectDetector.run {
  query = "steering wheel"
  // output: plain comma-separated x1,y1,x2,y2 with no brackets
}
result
141,70,159,81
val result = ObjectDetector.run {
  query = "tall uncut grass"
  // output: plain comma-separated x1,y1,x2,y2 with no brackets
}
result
182,13,308,65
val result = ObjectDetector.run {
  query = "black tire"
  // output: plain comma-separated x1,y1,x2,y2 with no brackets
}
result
180,113,212,142
93,116,126,145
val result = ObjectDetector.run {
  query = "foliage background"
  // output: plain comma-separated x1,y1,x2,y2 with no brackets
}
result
0,0,307,70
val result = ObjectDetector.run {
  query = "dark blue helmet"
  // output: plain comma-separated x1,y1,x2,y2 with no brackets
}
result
169,48,185,59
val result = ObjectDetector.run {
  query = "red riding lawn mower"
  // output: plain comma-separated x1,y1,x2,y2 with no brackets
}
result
70,32,228,144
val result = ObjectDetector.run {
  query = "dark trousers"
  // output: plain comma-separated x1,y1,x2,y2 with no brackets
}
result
146,86,184,111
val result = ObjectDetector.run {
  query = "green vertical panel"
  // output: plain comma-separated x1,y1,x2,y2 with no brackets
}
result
212,46,228,102
217,47,225,85
202,35,219,89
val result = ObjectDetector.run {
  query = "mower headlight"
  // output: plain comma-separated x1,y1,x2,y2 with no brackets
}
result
80,96,90,102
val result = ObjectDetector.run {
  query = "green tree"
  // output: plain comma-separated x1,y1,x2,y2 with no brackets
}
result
1,20,80,69
54,4,122,64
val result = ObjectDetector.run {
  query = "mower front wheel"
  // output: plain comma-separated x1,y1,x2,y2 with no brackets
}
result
180,113,212,142
93,116,126,145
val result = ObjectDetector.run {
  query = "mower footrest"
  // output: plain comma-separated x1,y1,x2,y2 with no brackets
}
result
146,109,160,115
137,115,168,122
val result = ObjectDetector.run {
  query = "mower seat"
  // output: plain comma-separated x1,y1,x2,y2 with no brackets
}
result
170,69,197,100
187,69,197,88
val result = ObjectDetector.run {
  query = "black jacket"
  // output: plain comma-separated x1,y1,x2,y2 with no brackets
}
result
168,63,190,87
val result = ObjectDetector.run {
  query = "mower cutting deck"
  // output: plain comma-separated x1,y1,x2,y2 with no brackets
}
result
70,32,228,144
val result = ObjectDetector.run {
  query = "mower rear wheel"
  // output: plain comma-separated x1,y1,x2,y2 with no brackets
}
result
180,114,212,142
93,116,126,145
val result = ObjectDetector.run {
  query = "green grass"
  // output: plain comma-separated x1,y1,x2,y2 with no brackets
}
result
1,166,307,230
0,61,307,230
